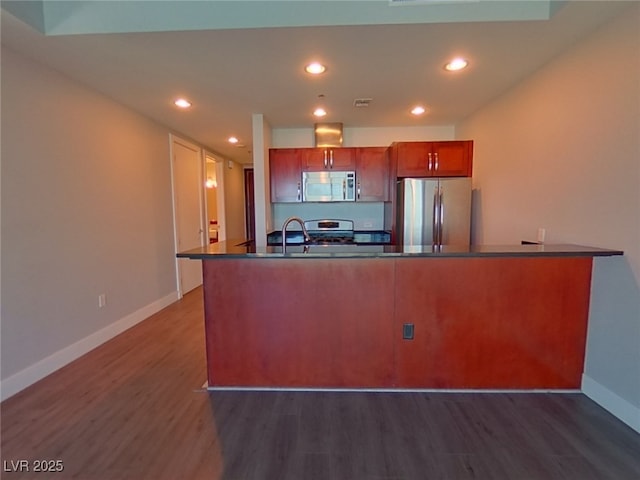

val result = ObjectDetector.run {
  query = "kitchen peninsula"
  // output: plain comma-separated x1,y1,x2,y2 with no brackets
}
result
178,242,622,390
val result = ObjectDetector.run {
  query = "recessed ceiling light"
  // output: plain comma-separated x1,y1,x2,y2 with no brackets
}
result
305,62,326,75
313,108,327,117
444,57,468,72
228,136,239,144
411,105,426,115
174,98,192,108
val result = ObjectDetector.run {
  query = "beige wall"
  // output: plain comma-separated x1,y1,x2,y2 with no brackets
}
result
222,160,247,240
252,113,272,246
205,162,218,224
1,45,247,398
458,4,640,427
206,189,218,223
1,47,179,395
272,125,455,148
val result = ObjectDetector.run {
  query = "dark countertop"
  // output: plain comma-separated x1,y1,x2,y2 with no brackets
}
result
177,240,623,259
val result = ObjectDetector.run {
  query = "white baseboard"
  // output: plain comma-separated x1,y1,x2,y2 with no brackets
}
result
0,291,179,402
582,374,640,433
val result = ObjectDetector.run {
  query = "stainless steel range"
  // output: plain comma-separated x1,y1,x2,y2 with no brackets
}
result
268,218,391,249
304,219,356,245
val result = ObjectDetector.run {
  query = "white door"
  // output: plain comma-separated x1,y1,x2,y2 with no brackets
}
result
171,136,204,296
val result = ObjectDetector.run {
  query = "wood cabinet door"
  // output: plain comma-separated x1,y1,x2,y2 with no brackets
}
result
356,147,390,201
431,141,472,177
396,141,473,178
302,148,356,171
269,149,301,202
394,257,592,389
396,142,431,177
301,148,326,171
203,259,395,388
330,147,356,169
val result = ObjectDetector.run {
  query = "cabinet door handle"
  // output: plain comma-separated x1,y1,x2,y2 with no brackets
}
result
323,150,328,168
297,182,301,201
434,152,439,171
330,150,334,168
428,152,433,171
357,182,361,200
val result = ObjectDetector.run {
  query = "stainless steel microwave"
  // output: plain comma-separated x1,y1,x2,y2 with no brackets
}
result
302,171,356,202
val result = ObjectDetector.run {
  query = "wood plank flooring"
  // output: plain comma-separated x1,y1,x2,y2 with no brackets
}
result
2,287,639,479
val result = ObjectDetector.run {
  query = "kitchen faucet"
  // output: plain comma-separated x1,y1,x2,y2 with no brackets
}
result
281,217,311,252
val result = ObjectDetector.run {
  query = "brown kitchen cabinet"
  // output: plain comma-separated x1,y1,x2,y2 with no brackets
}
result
355,147,390,202
269,148,302,202
197,254,593,390
302,147,356,171
395,141,472,178
203,258,395,387
394,257,591,389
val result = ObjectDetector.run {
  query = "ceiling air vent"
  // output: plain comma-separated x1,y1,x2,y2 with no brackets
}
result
353,98,373,108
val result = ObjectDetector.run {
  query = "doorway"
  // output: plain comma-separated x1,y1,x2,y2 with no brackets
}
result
205,153,227,244
244,168,255,241
170,135,204,297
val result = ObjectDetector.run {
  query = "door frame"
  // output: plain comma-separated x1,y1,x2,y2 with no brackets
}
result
169,134,206,298
204,151,227,243
244,167,255,241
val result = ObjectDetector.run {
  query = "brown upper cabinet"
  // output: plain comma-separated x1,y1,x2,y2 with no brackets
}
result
394,141,473,178
355,147,390,202
270,146,391,203
302,147,356,171
269,148,302,203
271,142,467,203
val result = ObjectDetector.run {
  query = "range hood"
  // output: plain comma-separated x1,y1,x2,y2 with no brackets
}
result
314,122,343,148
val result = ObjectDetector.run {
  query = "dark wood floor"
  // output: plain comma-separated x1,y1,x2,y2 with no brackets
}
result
2,287,639,480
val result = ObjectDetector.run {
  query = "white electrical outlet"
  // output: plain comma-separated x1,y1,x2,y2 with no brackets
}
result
537,228,546,244
98,293,107,308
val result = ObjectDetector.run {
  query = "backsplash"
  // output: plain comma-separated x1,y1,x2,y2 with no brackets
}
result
272,202,386,231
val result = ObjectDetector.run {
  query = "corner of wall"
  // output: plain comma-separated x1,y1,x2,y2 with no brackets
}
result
0,291,179,402
582,374,640,434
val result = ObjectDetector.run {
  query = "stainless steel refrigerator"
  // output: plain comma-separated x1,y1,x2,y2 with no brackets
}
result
396,178,472,247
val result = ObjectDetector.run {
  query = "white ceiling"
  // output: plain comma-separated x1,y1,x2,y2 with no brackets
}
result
0,1,632,164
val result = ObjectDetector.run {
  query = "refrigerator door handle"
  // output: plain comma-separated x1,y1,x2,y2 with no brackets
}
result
438,187,444,245
432,186,439,245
